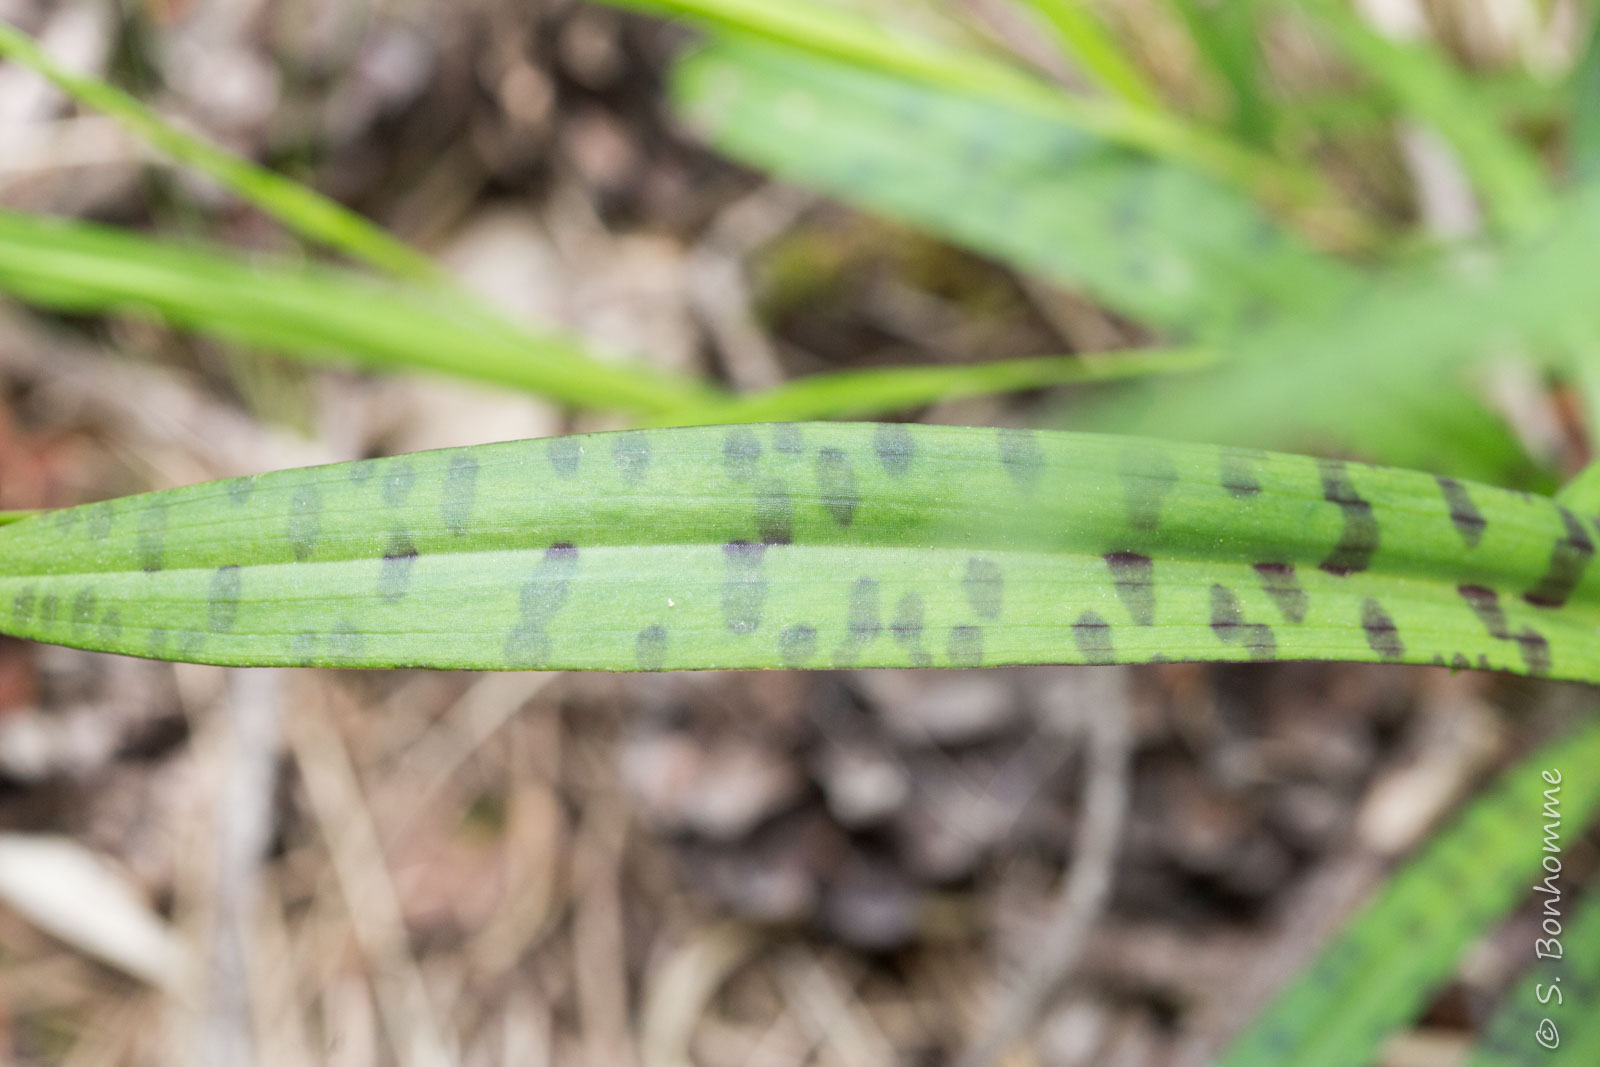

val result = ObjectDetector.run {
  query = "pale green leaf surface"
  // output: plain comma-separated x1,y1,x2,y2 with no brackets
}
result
1221,719,1600,1067
673,38,1361,339
0,423,1594,678
1469,882,1600,1065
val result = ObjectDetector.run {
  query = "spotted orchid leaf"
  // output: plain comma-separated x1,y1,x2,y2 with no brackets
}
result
1469,881,1600,1065
671,37,1361,341
667,37,1539,483
0,423,1593,677
1221,718,1600,1067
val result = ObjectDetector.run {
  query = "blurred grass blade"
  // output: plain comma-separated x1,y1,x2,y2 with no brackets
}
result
603,0,1332,212
1015,0,1161,108
1,423,1598,678
0,19,438,282
1220,719,1600,1067
673,37,1361,339
1468,883,1600,1065
647,347,1215,426
0,210,718,414
1572,7,1600,184
1162,0,1274,142
1293,0,1550,233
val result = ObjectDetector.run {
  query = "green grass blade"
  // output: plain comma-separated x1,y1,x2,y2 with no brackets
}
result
1014,0,1161,108
1469,883,1600,1065
601,0,1334,213
647,347,1215,426
0,423,1596,677
673,37,1361,339
0,210,719,415
0,19,438,282
1162,0,1274,142
1220,719,1600,1067
1293,0,1551,234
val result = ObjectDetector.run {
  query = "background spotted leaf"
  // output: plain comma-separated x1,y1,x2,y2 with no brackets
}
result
0,423,1595,677
1468,881,1600,1066
1221,720,1600,1067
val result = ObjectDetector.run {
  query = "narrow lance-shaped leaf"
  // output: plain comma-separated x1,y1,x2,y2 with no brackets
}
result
1220,718,1600,1067
0,423,1596,677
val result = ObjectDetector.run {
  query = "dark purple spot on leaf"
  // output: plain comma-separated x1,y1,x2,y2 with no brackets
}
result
1523,506,1594,608
1436,476,1485,548
290,632,319,665
772,423,804,455
723,428,762,482
998,427,1043,492
1318,460,1378,576
1253,562,1307,623
1360,598,1403,659
962,558,1003,619
383,461,417,507
756,478,793,546
380,536,419,601
86,502,112,541
1458,584,1510,638
1105,551,1154,625
816,448,859,527
442,455,479,535
636,625,668,671
100,609,122,643
288,485,322,562
548,437,581,477
873,424,915,478
1208,584,1275,660
612,431,651,486
1072,611,1114,665
848,577,880,641
723,540,767,634
1219,452,1261,498
208,566,241,633
329,620,365,663
1515,627,1551,676
71,587,97,631
137,503,168,573
891,592,923,646
1119,445,1179,532
948,625,983,667
12,585,34,621
780,625,819,666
